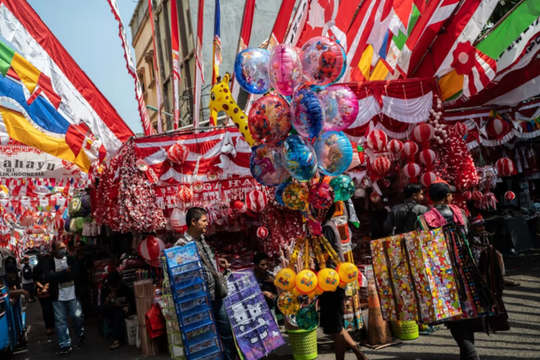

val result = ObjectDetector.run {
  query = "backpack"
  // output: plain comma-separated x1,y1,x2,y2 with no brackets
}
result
22,264,33,280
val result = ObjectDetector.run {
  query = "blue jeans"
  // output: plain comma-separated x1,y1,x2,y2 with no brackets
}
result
52,299,85,348
212,299,236,360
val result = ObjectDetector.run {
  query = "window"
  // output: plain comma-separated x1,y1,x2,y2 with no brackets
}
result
145,52,155,80
137,71,146,93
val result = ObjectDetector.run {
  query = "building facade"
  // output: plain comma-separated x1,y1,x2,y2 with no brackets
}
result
130,0,281,130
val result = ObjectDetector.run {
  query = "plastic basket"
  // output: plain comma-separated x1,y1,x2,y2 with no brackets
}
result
391,321,419,340
287,328,318,360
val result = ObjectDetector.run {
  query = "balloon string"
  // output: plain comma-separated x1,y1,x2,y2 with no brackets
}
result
312,236,326,269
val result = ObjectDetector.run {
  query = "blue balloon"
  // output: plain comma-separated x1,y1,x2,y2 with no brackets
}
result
291,88,324,139
275,182,290,206
313,131,353,176
282,135,318,181
234,48,271,94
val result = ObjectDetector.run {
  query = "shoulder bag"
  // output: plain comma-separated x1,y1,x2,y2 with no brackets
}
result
199,252,229,299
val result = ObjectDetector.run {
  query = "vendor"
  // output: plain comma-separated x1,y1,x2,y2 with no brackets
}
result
253,252,277,309
174,207,236,360
319,204,368,360
384,183,428,235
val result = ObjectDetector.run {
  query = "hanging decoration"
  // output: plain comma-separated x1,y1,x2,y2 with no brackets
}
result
403,141,419,158
420,172,438,187
371,156,391,177
245,189,268,213
504,191,516,201
167,142,190,165
366,130,388,152
256,226,269,239
403,162,421,180
386,139,404,155
496,158,516,178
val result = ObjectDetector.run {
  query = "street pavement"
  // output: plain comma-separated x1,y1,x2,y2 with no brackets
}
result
14,250,539,360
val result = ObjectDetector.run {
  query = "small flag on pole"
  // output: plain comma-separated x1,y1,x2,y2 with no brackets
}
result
210,0,221,126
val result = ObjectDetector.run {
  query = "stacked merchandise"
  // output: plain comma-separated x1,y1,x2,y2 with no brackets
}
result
370,227,495,323
134,280,155,356
164,243,222,360
161,267,186,360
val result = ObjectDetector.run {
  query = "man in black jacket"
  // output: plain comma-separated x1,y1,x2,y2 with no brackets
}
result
384,183,429,235
43,241,85,355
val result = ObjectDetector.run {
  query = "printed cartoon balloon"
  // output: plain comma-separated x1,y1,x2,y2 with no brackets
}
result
274,267,297,291
278,291,300,315
295,269,318,294
317,268,340,292
330,174,355,202
282,183,309,210
313,131,353,176
309,182,334,209
283,135,318,181
274,182,290,206
318,85,359,131
250,144,289,187
300,37,345,86
234,48,271,94
337,262,359,288
248,95,291,144
291,88,324,139
268,44,303,96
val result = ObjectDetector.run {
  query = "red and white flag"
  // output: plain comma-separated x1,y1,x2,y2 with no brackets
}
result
413,0,498,78
193,0,205,128
230,0,256,102
148,0,164,132
107,0,153,136
170,0,181,129
268,0,297,49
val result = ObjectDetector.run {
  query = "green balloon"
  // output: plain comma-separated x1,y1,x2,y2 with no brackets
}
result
296,305,318,330
330,174,355,201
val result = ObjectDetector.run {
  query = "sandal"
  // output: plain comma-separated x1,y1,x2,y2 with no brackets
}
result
110,341,121,350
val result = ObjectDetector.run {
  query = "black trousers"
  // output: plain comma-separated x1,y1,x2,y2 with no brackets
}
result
448,321,480,360
22,283,35,300
95,306,125,342
38,296,55,329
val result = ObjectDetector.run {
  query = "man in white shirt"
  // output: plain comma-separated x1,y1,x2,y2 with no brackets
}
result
43,241,85,355
19,256,35,303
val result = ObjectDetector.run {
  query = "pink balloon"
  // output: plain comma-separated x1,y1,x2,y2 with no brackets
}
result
268,44,303,96
318,85,359,131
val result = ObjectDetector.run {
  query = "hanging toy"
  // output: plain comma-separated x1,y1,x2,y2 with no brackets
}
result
295,269,318,294
337,262,359,288
277,291,300,315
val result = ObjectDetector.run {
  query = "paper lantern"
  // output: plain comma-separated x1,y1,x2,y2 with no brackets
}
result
138,236,164,261
369,192,381,203
330,174,355,202
472,190,483,201
403,162,421,179
257,226,269,239
419,149,437,166
295,269,318,294
496,157,515,177
309,182,334,210
318,85,359,131
412,123,435,143
234,48,271,94
505,191,516,201
337,262,359,288
386,139,404,154
274,268,297,291
245,189,268,213
372,156,391,176
167,142,190,165
486,117,511,139
455,122,468,137
463,191,473,201
403,141,419,157
277,291,300,315
232,201,247,213
420,172,438,187
366,130,388,152
317,268,340,292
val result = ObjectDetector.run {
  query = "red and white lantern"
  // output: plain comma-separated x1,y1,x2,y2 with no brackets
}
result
485,117,511,139
504,191,516,201
403,141,419,157
496,158,515,177
366,130,388,152
386,139,404,155
372,156,391,176
403,162,421,179
412,123,435,144
138,236,165,261
232,201,247,213
245,189,268,212
257,226,269,239
167,142,190,164
472,190,483,201
420,172,438,187
178,187,194,204
369,192,381,203
419,149,437,166
462,191,473,201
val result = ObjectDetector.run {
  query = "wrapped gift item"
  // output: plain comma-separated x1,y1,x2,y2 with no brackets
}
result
371,229,462,323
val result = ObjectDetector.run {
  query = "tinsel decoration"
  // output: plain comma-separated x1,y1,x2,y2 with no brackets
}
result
94,141,166,233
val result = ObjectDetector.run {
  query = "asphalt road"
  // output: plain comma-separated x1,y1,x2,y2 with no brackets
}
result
15,250,540,360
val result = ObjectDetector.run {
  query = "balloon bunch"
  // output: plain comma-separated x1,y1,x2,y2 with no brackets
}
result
274,235,359,318
231,37,358,213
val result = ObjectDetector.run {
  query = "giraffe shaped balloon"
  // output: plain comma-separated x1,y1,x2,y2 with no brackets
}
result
209,73,255,146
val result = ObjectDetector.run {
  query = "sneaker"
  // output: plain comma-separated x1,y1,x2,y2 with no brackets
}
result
56,347,72,355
